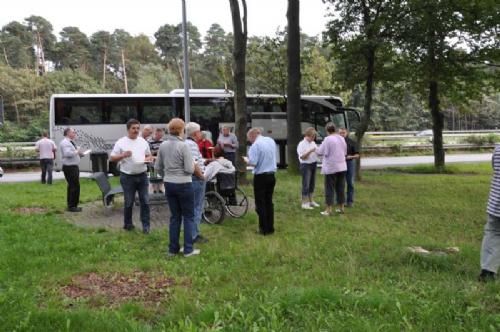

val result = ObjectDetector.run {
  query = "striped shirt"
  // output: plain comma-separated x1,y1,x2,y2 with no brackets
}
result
487,145,500,217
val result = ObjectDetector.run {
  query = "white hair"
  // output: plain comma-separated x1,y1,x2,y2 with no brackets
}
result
246,127,261,139
185,122,201,137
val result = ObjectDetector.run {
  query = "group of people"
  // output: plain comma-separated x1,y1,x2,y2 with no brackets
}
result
105,118,274,257
297,124,359,216
31,122,500,279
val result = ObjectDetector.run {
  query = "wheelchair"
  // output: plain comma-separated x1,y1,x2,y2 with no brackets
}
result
202,172,249,224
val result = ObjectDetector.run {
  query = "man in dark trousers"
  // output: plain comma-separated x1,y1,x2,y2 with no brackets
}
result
35,131,57,185
339,128,360,207
59,128,85,212
244,128,277,235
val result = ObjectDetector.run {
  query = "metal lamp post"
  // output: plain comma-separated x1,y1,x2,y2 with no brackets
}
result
181,0,191,122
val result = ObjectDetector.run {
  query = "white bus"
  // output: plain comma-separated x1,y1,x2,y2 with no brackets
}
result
49,89,360,171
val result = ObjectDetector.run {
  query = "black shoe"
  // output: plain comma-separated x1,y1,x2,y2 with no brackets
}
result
123,225,135,231
478,269,496,283
67,207,82,212
143,227,150,234
194,235,209,243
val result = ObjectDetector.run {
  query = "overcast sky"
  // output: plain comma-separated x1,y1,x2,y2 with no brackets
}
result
1,0,331,39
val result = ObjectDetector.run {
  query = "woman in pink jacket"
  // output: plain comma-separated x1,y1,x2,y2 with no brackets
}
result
316,123,347,216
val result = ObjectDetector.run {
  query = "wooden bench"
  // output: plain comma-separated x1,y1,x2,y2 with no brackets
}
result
92,172,124,207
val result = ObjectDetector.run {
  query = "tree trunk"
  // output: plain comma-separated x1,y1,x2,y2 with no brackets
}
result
36,31,45,75
102,47,107,89
2,46,9,66
175,58,184,87
429,80,445,170
286,0,301,174
354,46,376,181
121,49,128,93
14,99,20,125
229,0,248,185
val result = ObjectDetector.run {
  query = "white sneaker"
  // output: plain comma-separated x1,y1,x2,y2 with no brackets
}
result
184,249,201,257
301,203,313,210
310,201,320,208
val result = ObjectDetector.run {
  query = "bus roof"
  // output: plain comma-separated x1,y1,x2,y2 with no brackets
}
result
50,92,343,104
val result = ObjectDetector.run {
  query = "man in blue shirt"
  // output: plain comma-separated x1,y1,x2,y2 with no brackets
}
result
244,128,277,235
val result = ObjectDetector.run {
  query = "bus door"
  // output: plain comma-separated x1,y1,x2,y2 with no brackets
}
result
312,111,331,142
313,110,346,141
340,108,361,134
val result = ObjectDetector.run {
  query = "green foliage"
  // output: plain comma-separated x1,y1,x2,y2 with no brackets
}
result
131,64,179,93
0,21,34,68
0,64,102,141
44,69,103,93
0,13,498,143
462,134,500,146
0,164,499,330
54,26,92,71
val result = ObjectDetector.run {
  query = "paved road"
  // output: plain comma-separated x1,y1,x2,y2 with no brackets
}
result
0,153,493,183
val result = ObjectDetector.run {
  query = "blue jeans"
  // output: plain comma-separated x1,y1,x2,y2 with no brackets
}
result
120,172,150,230
191,177,206,239
40,159,54,184
300,162,317,198
165,182,195,255
481,214,500,273
346,159,355,204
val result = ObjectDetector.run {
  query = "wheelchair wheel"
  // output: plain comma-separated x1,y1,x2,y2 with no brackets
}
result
203,191,225,224
225,187,249,218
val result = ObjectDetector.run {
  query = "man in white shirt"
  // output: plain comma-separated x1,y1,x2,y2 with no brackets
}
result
110,119,153,234
35,131,57,185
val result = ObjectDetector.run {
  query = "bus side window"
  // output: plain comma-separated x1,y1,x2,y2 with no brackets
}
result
141,100,175,123
190,98,225,140
61,100,101,125
220,100,234,123
106,100,138,124
301,100,313,124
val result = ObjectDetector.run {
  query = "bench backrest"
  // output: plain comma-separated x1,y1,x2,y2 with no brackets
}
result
93,172,111,195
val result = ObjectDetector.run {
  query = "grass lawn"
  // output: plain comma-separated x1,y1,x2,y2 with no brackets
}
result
1,163,499,331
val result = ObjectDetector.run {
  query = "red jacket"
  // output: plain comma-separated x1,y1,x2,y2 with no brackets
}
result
198,139,214,159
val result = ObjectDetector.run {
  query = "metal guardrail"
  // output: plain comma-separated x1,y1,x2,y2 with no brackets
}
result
0,142,36,146
0,158,40,166
365,130,500,136
363,143,496,152
0,144,495,167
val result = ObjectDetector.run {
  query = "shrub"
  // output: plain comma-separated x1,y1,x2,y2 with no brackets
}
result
462,135,489,146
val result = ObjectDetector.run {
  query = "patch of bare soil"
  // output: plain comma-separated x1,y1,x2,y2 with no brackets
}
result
64,197,171,230
13,207,49,214
61,271,181,308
